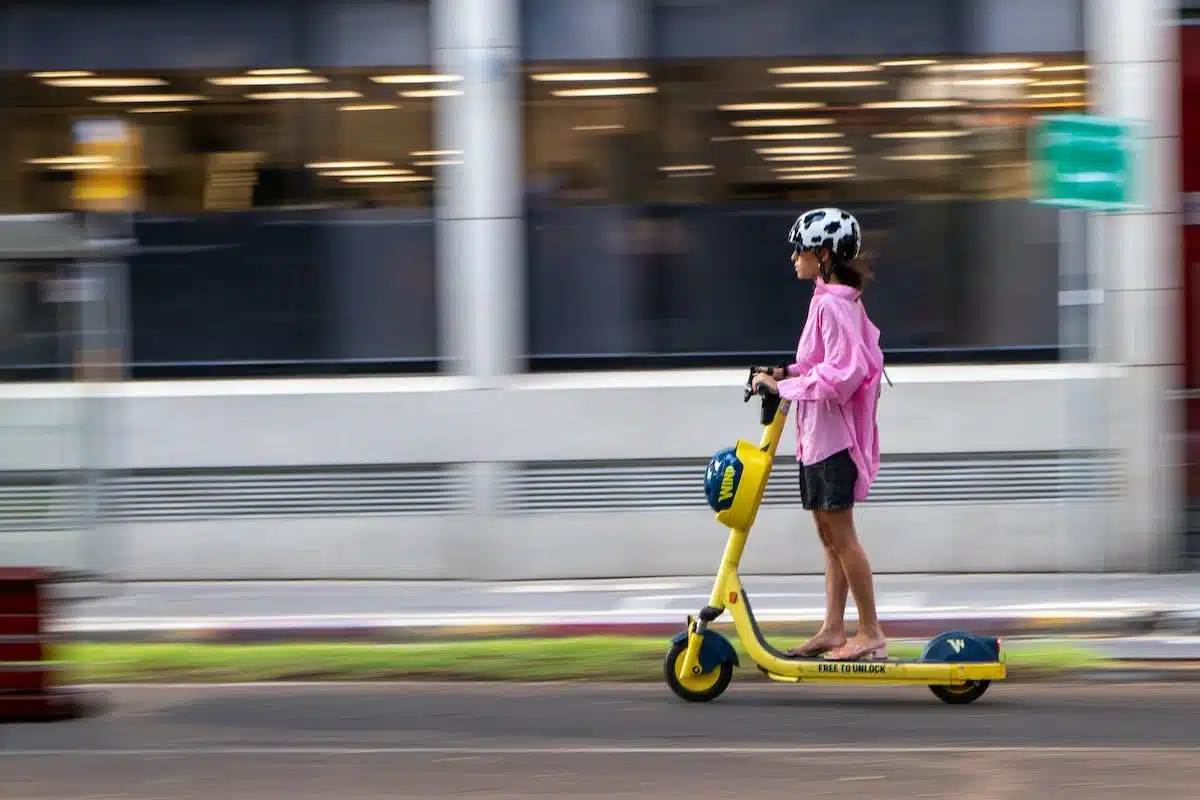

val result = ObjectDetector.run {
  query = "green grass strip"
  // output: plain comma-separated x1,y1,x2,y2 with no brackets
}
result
52,637,1106,683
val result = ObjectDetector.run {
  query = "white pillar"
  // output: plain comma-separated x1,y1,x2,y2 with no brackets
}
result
1087,0,1184,569
429,0,524,574
431,0,524,384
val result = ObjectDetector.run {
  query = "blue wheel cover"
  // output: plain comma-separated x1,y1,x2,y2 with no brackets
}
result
704,447,743,512
920,631,1001,663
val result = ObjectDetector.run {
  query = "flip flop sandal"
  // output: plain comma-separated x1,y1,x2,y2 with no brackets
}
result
786,645,831,658
823,643,888,662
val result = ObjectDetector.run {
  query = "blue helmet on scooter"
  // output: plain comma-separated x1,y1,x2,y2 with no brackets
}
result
703,447,744,513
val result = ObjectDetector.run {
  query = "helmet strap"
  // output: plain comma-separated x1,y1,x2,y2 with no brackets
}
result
817,250,834,282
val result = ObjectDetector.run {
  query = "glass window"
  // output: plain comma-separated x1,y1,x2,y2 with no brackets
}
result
0,64,444,379
522,52,1090,368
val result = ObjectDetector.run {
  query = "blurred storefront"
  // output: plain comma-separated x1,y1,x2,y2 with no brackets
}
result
0,0,442,379
518,0,1086,371
0,0,1089,381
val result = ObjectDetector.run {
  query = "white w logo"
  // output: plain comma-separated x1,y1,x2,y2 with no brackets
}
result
948,639,965,653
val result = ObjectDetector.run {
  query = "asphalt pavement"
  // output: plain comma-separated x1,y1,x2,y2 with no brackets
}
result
4,683,1199,797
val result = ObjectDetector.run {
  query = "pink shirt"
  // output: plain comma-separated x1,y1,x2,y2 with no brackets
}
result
776,278,884,503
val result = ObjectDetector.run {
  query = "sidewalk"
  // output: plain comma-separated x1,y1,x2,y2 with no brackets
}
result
55,574,1200,650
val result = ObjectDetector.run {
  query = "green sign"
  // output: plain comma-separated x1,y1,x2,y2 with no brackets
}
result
1030,113,1142,211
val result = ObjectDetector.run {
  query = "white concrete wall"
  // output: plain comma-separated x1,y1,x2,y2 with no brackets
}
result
1087,0,1185,570
0,365,1118,469
0,365,1129,579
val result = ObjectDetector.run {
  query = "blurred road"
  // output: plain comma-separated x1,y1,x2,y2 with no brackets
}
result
64,573,1200,630
4,684,1199,797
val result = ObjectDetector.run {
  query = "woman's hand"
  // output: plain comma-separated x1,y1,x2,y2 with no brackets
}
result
750,373,779,395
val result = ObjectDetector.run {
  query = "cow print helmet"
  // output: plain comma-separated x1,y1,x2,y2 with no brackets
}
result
787,207,862,264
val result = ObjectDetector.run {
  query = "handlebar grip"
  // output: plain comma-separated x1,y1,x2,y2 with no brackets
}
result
745,364,784,402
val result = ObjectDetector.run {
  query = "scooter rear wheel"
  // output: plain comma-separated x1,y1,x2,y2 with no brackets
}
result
663,640,733,703
929,680,991,705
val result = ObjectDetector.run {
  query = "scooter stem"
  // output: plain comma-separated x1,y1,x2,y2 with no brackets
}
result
703,396,791,613
758,395,791,459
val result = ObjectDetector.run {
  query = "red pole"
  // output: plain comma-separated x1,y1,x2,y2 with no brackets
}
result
1183,23,1200,560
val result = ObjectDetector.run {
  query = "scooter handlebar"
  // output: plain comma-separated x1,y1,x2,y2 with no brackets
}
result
744,365,785,425
743,366,779,403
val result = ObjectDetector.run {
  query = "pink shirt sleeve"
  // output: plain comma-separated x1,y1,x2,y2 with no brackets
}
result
776,305,868,406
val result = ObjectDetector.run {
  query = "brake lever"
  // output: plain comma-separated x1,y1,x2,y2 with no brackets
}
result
744,366,760,402
745,366,776,402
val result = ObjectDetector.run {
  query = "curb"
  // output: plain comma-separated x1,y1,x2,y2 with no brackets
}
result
1067,663,1200,683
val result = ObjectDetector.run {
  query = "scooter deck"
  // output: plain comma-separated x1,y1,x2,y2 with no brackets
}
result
775,656,923,664
735,589,1006,683
753,657,1006,684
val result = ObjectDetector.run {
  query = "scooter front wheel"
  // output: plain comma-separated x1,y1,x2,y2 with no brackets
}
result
663,640,733,703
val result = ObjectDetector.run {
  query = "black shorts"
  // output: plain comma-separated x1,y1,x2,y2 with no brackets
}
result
798,449,858,511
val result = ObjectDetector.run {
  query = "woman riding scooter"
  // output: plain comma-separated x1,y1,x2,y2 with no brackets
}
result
750,207,887,662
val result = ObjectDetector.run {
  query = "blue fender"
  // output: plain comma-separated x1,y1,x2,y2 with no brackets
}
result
671,629,739,672
919,630,1001,663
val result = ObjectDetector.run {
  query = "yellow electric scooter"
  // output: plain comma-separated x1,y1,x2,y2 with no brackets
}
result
664,367,1007,705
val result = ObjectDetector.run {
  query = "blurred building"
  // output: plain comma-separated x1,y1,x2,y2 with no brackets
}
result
0,0,1191,579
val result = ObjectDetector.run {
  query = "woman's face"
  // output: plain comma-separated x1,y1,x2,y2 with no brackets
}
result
792,248,822,280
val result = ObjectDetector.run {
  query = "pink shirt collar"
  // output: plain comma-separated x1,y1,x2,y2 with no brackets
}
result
814,277,860,302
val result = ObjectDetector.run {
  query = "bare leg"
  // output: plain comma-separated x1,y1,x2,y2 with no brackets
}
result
787,513,850,656
821,540,850,632
817,508,886,659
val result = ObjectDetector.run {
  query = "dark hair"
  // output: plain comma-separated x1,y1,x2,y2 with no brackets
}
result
822,249,874,291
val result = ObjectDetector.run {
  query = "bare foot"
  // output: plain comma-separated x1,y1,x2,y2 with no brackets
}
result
786,629,847,658
824,633,888,661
